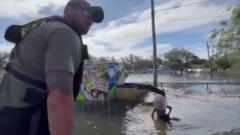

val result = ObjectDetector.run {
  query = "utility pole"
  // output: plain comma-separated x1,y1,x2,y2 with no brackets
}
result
206,41,212,74
151,0,158,87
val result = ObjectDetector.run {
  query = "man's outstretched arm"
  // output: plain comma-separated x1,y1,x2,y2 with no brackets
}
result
46,71,75,135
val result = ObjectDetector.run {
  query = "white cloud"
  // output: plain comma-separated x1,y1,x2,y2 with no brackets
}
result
0,0,233,59
0,0,67,20
0,42,14,53
85,0,231,58
183,43,209,59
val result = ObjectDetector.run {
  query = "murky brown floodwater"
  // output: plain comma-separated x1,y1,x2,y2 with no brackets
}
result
73,73,240,135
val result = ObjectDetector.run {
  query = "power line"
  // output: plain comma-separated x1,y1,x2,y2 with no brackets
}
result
155,0,227,12
137,0,235,22
161,14,230,21
142,0,150,39
140,13,230,22
138,2,232,21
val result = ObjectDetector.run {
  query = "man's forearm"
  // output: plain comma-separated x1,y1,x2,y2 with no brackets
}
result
47,90,75,135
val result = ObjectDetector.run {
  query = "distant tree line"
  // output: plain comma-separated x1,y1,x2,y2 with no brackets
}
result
83,48,208,74
0,47,208,75
164,48,208,75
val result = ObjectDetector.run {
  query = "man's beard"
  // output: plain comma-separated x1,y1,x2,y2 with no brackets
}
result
71,22,88,35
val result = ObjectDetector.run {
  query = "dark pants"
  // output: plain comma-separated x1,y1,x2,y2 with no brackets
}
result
0,106,50,135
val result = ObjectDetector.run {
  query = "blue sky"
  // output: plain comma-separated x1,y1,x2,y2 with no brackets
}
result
0,0,239,59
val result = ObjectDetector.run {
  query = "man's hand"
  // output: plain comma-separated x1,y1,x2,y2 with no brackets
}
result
46,71,75,135
151,108,157,120
167,105,172,115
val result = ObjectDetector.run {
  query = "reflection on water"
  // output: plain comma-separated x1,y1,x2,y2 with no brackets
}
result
212,129,240,135
73,100,140,135
73,96,240,135
73,99,171,135
126,72,240,83
73,73,240,135
125,73,240,95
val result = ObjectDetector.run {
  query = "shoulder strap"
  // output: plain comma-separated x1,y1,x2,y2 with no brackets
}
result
4,17,49,44
5,63,47,90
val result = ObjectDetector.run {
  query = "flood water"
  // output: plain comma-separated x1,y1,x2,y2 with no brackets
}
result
74,73,240,135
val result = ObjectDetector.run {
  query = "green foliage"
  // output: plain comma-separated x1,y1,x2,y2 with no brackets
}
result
164,48,199,73
87,54,163,71
120,54,162,70
225,50,240,73
86,55,117,64
209,5,240,71
227,50,240,63
122,68,129,78
191,59,209,68
97,65,108,84
214,58,231,70
232,5,240,25
209,21,236,55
